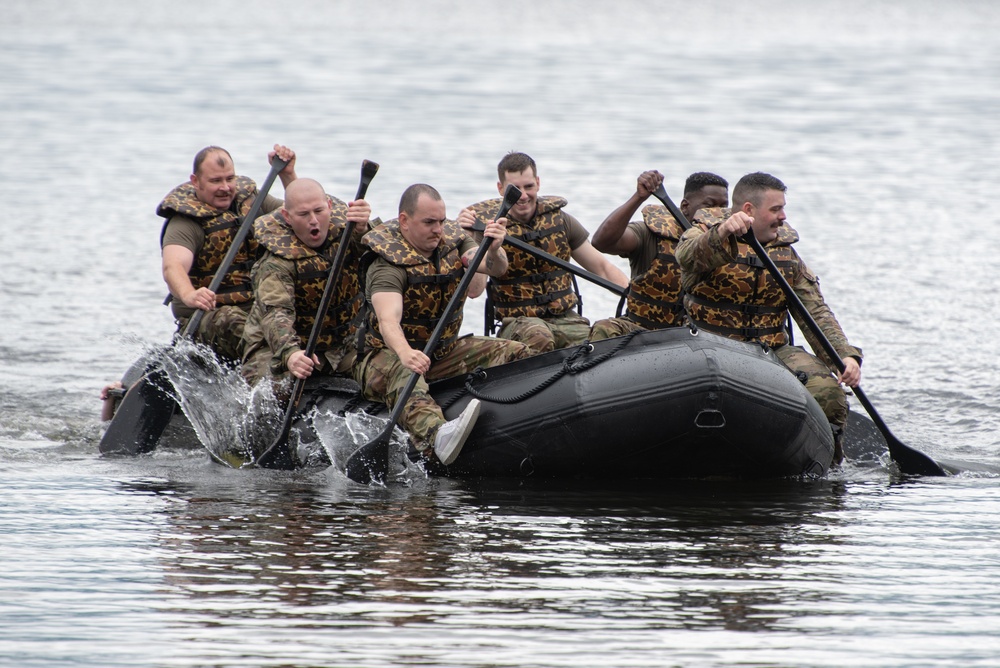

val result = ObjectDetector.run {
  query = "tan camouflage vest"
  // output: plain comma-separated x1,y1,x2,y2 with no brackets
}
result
157,175,260,305
624,204,687,329
253,196,363,351
468,196,577,319
361,220,466,361
684,207,799,347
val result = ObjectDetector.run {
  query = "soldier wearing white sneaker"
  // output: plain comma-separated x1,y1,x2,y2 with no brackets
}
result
433,399,481,465
352,184,532,465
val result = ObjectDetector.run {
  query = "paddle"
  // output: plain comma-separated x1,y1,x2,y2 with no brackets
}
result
739,228,946,476
468,222,628,297
660,186,944,476
651,183,692,232
255,159,380,470
343,184,523,484
470,182,684,309
99,155,289,456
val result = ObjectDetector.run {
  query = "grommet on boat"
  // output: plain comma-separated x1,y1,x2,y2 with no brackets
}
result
694,409,726,429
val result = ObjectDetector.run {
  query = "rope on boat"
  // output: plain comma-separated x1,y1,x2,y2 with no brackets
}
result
447,331,642,407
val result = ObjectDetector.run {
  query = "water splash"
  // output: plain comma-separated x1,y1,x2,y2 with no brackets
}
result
154,340,284,466
312,408,423,483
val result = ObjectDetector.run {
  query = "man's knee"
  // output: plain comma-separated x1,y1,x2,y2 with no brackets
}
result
498,317,554,354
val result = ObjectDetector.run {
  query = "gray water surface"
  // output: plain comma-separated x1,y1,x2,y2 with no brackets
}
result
2,1,999,666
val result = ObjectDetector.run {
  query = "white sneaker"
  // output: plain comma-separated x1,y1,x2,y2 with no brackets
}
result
433,399,481,465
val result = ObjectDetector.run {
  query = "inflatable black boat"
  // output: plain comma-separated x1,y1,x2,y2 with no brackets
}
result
276,327,837,479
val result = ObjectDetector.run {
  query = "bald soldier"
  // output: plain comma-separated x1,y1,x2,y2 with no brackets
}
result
240,178,372,387
353,184,532,466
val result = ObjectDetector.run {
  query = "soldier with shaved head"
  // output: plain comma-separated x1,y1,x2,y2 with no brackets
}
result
353,184,531,466
240,178,373,387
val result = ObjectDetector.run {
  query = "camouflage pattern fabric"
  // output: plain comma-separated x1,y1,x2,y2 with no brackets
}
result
467,196,578,320
677,207,799,348
677,207,862,366
361,219,467,361
352,335,532,455
240,199,367,386
175,304,249,364
774,344,849,429
621,204,687,329
495,312,591,354
675,206,863,433
157,175,260,306
587,316,646,342
242,338,358,388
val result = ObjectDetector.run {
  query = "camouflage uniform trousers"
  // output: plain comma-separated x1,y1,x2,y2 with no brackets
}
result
497,312,591,355
774,344,849,429
242,341,358,391
352,336,532,455
176,305,248,364
587,316,647,342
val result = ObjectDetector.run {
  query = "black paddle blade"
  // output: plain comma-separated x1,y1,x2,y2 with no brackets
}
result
98,369,175,455
344,432,391,485
256,439,297,470
357,160,379,200
499,183,521,218
852,386,946,476
886,433,947,476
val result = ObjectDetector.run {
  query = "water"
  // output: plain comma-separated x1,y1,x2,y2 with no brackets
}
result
2,0,1000,665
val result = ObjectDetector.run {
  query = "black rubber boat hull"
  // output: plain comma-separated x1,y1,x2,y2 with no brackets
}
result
102,328,841,479
300,328,836,479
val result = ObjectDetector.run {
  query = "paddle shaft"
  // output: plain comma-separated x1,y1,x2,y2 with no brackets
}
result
656,184,943,475
182,156,289,337
738,230,945,476
257,161,378,469
345,185,522,483
469,222,627,297
651,184,692,232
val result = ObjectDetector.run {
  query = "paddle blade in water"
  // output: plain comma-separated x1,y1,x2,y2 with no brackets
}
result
344,434,390,485
98,368,175,455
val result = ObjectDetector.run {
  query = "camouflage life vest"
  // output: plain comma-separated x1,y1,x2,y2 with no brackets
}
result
468,196,578,320
624,204,687,329
361,219,467,361
253,196,364,351
157,175,260,305
683,207,799,347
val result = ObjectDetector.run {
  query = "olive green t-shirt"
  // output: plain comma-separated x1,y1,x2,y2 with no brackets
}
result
160,193,284,253
624,221,659,279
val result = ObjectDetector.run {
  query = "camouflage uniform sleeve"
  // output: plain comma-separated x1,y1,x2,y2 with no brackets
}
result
790,250,863,369
675,223,739,292
251,255,301,373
